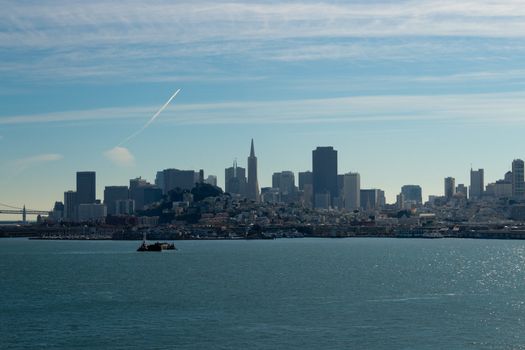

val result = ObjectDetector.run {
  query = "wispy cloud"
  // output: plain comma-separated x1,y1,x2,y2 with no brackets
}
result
2,1,525,82
104,146,135,167
11,153,63,173
2,91,525,127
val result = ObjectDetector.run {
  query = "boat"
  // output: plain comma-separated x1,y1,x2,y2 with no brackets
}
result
137,233,176,252
137,241,176,252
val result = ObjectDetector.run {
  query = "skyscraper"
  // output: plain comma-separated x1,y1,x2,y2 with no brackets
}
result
76,171,96,205
104,186,129,215
225,160,246,196
63,190,77,221
401,185,422,205
298,171,313,191
312,146,338,208
512,159,524,198
444,177,456,200
246,139,260,202
469,168,484,200
343,172,360,211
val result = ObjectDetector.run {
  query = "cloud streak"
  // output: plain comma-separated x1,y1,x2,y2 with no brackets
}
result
12,153,63,173
2,1,525,83
2,91,525,127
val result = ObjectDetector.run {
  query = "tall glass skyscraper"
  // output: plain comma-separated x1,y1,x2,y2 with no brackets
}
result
76,171,96,205
312,146,338,208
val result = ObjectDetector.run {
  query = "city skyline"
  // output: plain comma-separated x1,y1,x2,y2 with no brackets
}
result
2,1,525,215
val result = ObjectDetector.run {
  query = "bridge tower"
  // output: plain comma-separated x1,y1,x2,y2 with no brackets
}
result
22,205,26,224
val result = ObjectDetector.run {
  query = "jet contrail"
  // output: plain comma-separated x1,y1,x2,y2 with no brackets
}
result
117,88,181,146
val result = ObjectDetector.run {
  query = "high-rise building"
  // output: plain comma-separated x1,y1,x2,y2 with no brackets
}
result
63,191,77,221
156,169,196,194
225,160,247,196
343,172,360,211
246,139,260,202
469,168,484,200
272,171,295,196
512,159,524,198
360,189,382,210
76,171,96,205
312,146,338,208
130,177,160,211
298,171,313,191
444,177,456,200
401,185,422,205
272,172,281,189
104,186,129,215
456,184,468,197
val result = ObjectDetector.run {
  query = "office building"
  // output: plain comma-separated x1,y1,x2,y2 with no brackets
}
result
298,171,313,191
78,203,107,222
444,177,456,200
360,189,382,210
157,169,197,194
312,146,338,208
469,168,484,200
401,185,422,205
76,171,96,205
64,191,77,221
343,172,360,211
512,159,524,198
104,186,129,215
225,160,247,196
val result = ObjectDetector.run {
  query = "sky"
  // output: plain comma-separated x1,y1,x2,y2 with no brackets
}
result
2,0,525,218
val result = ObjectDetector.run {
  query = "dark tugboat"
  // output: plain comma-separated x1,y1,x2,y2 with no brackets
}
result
137,233,176,252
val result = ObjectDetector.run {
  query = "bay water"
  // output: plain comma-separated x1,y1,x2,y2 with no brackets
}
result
2,238,525,349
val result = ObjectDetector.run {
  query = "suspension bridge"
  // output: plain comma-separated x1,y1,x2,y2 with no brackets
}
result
0,202,49,223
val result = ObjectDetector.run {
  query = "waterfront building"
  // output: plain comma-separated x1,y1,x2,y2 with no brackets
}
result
469,168,484,200
104,186,129,215
401,185,422,205
298,171,313,191
343,172,360,211
63,190,77,221
76,171,96,205
312,146,338,208
512,159,524,198
444,177,456,200
225,160,247,196
246,139,260,202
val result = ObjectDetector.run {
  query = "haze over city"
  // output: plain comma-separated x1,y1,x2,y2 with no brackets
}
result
2,0,525,215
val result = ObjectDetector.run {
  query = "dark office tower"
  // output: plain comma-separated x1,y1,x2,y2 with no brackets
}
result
312,146,338,208
512,159,524,198
104,186,129,215
64,191,77,221
298,171,313,191
272,172,281,189
246,139,260,202
76,171,96,205
199,169,205,183
444,177,456,200
401,185,422,205
469,168,484,200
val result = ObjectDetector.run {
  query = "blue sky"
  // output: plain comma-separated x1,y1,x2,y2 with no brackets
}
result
2,0,525,216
